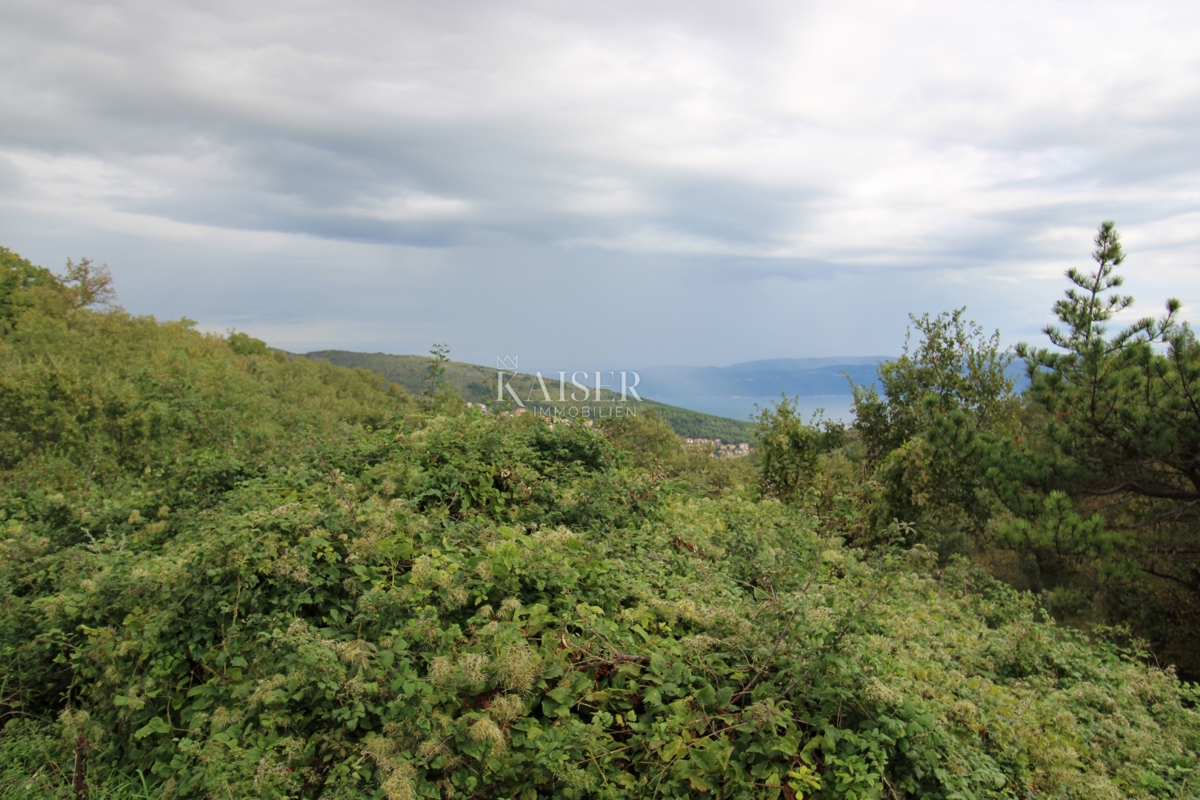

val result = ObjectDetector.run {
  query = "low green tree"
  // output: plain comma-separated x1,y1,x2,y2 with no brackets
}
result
424,342,451,397
853,308,1016,464
62,257,118,309
753,396,844,502
851,310,1018,554
0,247,73,328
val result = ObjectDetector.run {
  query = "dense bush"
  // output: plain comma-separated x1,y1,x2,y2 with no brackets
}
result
1,250,1197,799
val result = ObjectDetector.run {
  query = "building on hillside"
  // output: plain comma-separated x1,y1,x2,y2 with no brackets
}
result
683,437,752,458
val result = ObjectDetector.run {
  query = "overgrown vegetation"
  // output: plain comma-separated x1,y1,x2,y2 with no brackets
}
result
1,239,1197,799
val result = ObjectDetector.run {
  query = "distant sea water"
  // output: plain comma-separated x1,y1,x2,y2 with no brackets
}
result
647,395,858,424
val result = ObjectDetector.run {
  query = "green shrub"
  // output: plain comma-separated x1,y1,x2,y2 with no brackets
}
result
1,250,1196,799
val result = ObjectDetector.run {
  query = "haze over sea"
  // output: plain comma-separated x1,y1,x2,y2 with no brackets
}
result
632,356,886,422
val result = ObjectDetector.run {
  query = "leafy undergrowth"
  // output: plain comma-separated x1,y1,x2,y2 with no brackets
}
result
3,413,1197,798
0,263,1197,798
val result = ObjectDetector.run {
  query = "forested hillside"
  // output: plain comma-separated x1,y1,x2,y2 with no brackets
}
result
1,242,1197,799
304,350,756,444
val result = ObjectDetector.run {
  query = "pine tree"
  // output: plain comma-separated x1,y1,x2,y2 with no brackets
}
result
996,221,1200,675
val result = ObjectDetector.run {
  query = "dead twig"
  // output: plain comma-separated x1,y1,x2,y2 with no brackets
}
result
733,544,823,702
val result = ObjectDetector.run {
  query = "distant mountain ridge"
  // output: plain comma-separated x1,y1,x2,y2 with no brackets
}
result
302,351,1028,429
634,356,893,400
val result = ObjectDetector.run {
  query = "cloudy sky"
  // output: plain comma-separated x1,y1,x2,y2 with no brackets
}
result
2,0,1198,371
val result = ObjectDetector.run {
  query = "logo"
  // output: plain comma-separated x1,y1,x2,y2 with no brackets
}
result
494,358,641,411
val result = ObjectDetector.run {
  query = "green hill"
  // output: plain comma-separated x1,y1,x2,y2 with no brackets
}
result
304,350,757,443
2,247,1197,799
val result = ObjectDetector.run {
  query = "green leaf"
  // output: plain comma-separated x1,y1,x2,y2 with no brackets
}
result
133,717,171,739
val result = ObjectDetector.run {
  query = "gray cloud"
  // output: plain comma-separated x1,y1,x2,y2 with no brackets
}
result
1,0,1198,368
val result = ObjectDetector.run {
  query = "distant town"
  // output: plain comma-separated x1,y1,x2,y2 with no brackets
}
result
685,437,752,458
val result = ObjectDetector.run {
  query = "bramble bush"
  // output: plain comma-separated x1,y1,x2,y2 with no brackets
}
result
0,249,1197,799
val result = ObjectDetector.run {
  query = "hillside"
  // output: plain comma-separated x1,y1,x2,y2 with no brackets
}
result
2,248,1198,799
304,349,757,443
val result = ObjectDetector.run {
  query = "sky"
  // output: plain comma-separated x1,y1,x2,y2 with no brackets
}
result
2,0,1199,373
